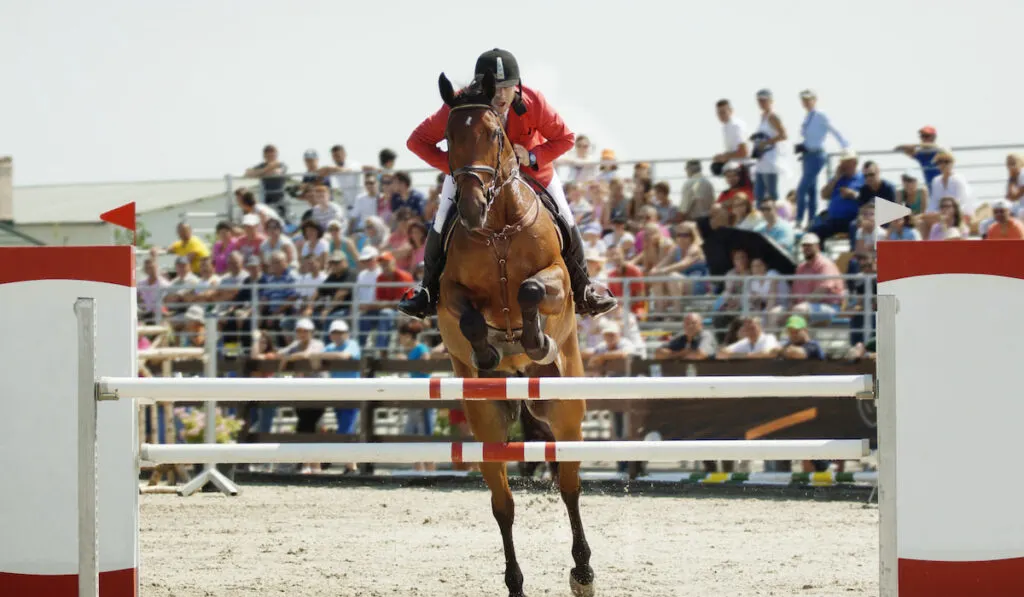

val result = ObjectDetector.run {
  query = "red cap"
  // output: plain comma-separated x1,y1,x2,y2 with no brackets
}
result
919,126,937,137
379,251,395,262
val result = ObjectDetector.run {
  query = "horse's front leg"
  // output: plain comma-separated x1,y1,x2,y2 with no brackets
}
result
444,280,503,371
547,396,595,597
517,263,567,364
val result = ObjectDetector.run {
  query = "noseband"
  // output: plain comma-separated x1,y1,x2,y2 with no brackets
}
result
446,103,520,219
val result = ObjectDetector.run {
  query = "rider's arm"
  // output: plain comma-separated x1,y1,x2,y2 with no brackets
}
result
527,90,575,170
406,105,451,173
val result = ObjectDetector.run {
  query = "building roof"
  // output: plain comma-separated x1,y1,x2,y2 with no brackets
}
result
12,178,231,225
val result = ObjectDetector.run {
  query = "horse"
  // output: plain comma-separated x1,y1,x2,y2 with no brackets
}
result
433,69,595,597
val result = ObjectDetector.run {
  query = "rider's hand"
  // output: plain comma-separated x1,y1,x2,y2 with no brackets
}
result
513,144,530,164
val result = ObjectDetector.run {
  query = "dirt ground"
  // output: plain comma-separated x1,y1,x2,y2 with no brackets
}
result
139,484,878,597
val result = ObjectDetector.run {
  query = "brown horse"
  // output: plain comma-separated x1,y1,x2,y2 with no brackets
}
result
434,70,595,597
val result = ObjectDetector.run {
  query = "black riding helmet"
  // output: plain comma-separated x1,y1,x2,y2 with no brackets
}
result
474,48,520,88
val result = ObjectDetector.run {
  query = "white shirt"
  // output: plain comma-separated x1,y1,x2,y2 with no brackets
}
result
723,117,748,155
355,266,381,304
300,238,330,261
311,202,346,232
350,192,380,230
565,155,600,183
330,169,363,208
726,333,780,355
584,238,608,255
298,271,327,299
138,276,169,314
929,173,973,215
755,114,780,174
594,337,639,356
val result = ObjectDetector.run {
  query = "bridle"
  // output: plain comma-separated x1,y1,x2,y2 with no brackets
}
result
445,103,521,224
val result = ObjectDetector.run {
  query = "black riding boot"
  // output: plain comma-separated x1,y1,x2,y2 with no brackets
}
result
557,217,618,318
397,219,449,320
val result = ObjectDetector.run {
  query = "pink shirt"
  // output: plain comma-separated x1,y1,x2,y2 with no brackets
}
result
212,238,241,274
792,255,844,306
634,224,670,253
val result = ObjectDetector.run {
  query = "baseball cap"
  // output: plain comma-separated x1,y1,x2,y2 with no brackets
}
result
992,198,1012,211
799,89,816,99
184,305,205,322
303,149,319,159
295,318,315,331
241,213,260,227
800,232,821,246
785,315,808,330
358,246,379,261
599,320,621,335
756,88,773,99
837,148,858,162
919,126,937,137
600,148,616,161
329,319,350,333
378,251,395,263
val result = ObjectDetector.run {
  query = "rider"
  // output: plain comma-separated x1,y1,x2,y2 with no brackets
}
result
398,48,617,320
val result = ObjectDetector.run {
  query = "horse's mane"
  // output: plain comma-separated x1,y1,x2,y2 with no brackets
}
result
450,79,492,108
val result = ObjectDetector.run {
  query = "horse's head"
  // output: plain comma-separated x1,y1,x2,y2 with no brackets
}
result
439,71,516,231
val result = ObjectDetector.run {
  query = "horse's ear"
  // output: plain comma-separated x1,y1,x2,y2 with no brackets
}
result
481,70,496,102
439,73,456,106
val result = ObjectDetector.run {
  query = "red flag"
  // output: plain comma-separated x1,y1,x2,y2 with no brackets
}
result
100,202,137,245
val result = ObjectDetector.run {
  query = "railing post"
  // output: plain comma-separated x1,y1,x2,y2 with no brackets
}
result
224,174,235,222
740,277,751,319
75,298,98,597
863,275,874,344
250,287,259,353
351,283,362,348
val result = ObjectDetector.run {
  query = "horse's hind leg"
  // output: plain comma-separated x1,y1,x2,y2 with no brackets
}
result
452,358,526,597
518,264,566,364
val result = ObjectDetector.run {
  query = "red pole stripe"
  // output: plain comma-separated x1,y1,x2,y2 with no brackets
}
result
450,443,463,463
429,378,441,400
544,442,557,462
462,378,509,399
528,378,541,399
481,442,526,462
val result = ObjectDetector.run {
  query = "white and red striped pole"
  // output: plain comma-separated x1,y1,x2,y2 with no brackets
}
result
100,374,873,402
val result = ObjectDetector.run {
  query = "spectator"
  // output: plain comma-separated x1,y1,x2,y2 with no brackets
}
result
716,316,781,360
297,254,327,311
167,223,210,275
884,215,922,241
390,171,425,217
378,148,397,175
601,178,629,227
361,216,391,250
236,214,266,262
846,252,877,346
716,162,754,206
649,221,709,298
713,249,752,318
325,219,359,271
896,170,928,216
808,149,864,246
355,248,403,352
655,312,717,360
211,221,241,274
580,222,606,255
852,203,884,255
565,181,594,225
395,220,428,273
320,144,363,207
633,206,671,254
584,180,609,224
605,245,645,315
309,250,356,327
247,329,280,443
1006,153,1024,209
213,251,248,318
137,257,169,323
375,174,394,223
279,317,327,474
857,161,896,206
681,160,716,221
730,195,761,230
300,149,331,194
779,315,825,360
748,257,789,316
895,126,944,188
773,233,845,324
598,149,619,182
221,255,263,351
235,187,281,230
652,182,679,224
638,223,676,305
751,89,787,206
396,321,435,470
244,144,290,221
586,320,640,374
928,151,974,219
755,199,796,254
298,220,330,271
164,256,199,320
928,197,967,240
322,319,361,474
308,184,346,232
179,305,207,348
584,250,607,291
602,215,634,253
562,134,600,183
984,200,1024,240
259,218,297,267
627,178,653,223
350,174,380,234
258,250,299,332
190,256,222,309
795,90,850,228
712,99,750,174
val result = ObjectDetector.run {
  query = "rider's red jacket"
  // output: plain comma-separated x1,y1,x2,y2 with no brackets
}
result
406,85,575,188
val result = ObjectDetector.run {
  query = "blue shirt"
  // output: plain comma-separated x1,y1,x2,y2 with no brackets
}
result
407,343,430,378
784,340,825,360
325,339,361,379
258,272,298,304
390,190,426,216
755,220,796,252
913,148,942,187
828,173,865,221
801,110,848,151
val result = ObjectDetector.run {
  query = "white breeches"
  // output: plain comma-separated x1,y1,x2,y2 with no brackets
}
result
433,170,574,233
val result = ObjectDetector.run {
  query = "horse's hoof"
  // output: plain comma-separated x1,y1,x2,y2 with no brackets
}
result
570,572,595,597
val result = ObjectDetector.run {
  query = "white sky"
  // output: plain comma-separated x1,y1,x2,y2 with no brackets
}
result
1,0,1019,186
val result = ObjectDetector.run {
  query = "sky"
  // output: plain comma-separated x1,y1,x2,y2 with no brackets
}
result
1,0,1021,187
